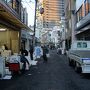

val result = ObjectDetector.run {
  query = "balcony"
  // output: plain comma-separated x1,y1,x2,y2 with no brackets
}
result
76,13,90,31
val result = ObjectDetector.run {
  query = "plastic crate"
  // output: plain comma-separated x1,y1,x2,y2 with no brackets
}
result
9,63,20,72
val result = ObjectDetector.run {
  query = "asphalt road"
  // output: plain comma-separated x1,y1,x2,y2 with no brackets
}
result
0,50,90,90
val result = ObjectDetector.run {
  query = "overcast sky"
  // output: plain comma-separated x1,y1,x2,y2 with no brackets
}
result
22,0,35,26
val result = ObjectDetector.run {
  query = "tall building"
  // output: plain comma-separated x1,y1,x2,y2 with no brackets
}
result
43,0,65,29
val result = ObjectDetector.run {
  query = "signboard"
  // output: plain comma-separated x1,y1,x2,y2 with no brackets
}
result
40,8,44,14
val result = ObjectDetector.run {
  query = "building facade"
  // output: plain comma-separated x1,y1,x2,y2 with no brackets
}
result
64,0,90,50
43,0,65,29
75,0,90,40
0,0,31,53
64,0,76,50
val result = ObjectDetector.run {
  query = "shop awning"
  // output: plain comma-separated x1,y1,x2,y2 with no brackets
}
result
0,1,32,32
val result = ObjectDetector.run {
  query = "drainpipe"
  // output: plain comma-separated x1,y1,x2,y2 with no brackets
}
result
33,0,37,47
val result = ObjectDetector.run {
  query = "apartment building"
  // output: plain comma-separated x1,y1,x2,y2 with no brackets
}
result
43,0,65,29
0,0,31,53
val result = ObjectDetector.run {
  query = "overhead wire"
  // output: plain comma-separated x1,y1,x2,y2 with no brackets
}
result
22,0,34,11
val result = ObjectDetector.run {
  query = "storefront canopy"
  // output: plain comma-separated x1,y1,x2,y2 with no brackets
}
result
0,1,32,31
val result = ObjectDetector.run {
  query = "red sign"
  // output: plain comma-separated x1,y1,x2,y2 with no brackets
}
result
40,8,44,14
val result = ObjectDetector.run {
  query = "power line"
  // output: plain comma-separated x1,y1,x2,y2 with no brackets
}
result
22,0,34,4
22,0,34,11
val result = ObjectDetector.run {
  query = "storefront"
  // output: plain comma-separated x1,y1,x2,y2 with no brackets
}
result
0,0,29,54
21,30,33,51
0,24,20,54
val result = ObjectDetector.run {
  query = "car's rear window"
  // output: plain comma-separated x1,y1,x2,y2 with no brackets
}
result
77,42,87,48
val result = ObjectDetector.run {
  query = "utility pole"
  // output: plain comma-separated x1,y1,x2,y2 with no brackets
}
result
71,0,76,44
33,0,37,47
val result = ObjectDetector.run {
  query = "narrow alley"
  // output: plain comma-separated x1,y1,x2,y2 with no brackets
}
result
0,50,90,90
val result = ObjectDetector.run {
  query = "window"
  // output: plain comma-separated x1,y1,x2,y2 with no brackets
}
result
82,4,85,17
76,5,84,22
13,0,20,13
79,6,82,20
77,42,87,48
77,42,82,48
76,1,90,22
88,0,90,12
83,42,87,48
85,0,89,15
76,11,79,22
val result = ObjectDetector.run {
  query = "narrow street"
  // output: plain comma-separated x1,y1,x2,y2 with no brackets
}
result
0,50,90,90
